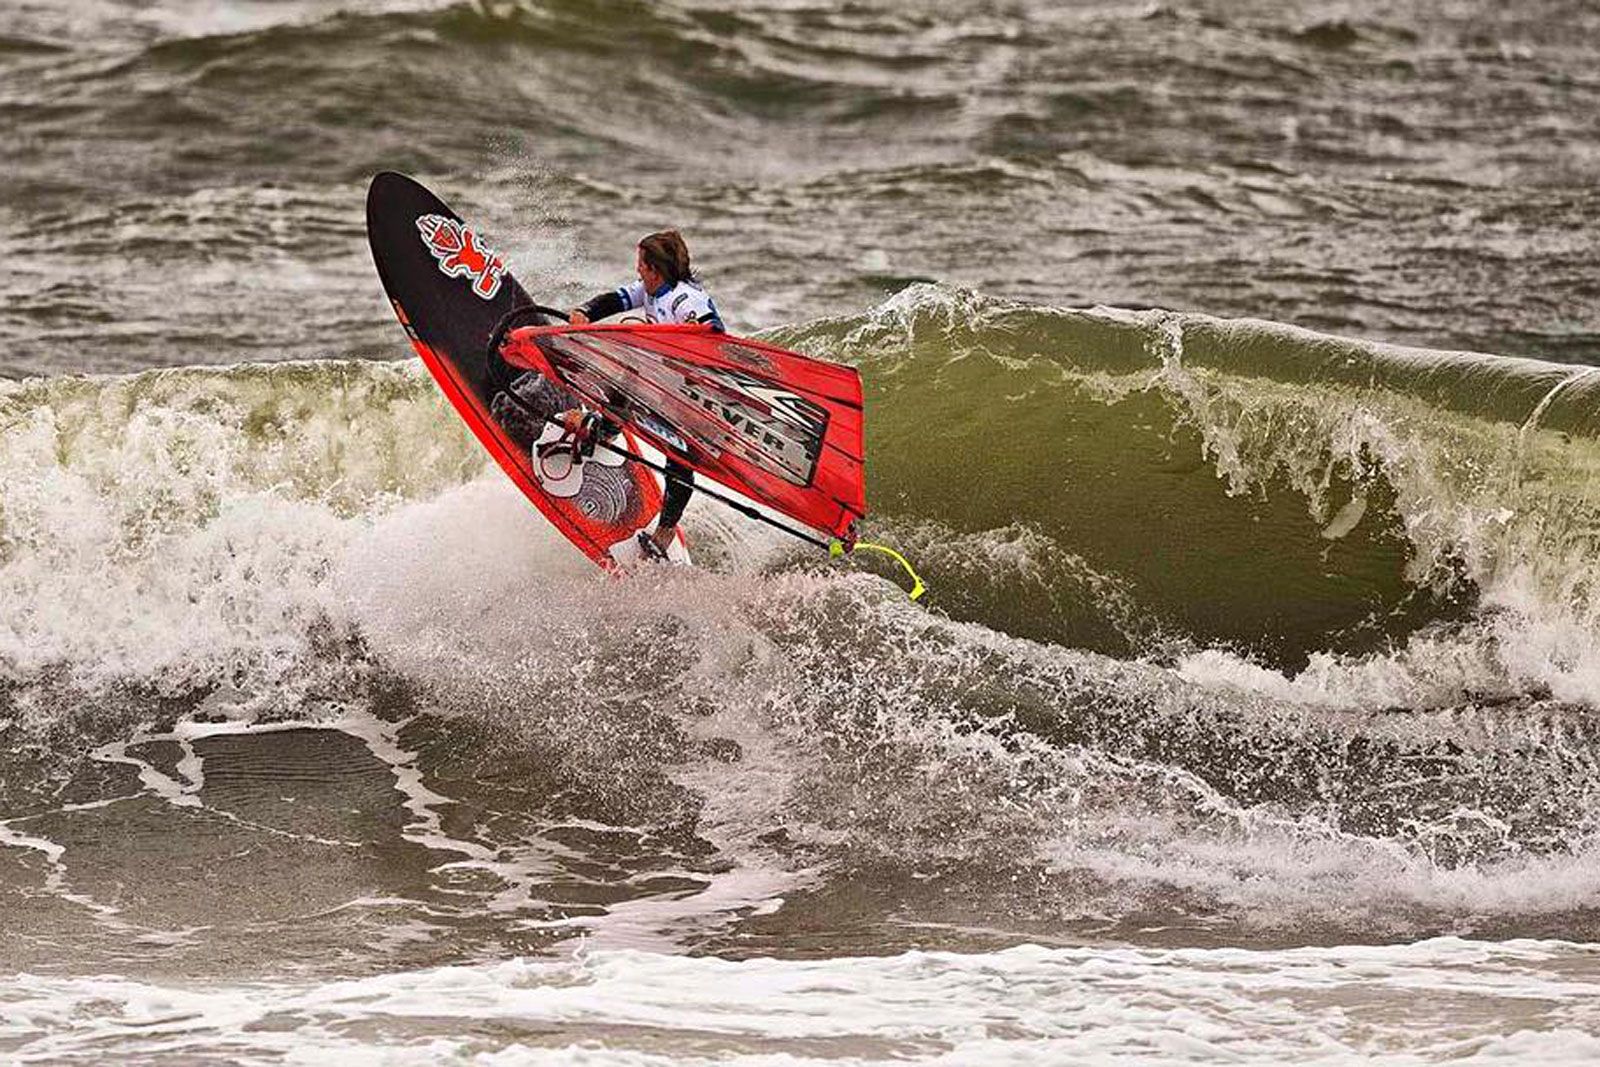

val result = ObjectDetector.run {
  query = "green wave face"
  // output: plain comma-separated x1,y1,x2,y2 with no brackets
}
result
775,287,1600,677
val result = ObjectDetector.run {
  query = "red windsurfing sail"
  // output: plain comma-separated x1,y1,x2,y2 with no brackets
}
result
500,323,866,540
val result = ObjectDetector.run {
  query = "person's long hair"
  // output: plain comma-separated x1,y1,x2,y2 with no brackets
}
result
638,230,694,286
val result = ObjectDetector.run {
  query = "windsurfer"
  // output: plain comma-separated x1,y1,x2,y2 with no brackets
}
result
559,230,724,560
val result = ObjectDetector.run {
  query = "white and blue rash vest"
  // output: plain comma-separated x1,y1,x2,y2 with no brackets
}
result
580,277,725,332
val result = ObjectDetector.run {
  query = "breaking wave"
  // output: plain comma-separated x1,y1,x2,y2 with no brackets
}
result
5,288,1600,945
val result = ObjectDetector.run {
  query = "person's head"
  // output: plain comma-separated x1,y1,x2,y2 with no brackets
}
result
636,230,693,291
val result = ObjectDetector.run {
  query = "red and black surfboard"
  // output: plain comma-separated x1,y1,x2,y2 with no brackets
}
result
365,172,682,568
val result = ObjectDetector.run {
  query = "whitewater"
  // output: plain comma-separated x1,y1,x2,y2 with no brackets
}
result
4,0,1600,1062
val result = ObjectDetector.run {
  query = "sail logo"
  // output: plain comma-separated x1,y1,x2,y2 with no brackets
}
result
415,214,506,300
678,370,827,487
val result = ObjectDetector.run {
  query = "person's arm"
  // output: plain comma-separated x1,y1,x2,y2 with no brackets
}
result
570,281,646,324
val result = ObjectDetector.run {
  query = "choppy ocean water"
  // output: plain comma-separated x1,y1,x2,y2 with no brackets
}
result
3,0,1600,1062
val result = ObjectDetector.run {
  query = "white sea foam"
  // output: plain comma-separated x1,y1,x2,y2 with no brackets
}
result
5,939,1600,1065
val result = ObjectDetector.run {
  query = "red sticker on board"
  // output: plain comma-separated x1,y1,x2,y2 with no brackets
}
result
415,214,506,300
